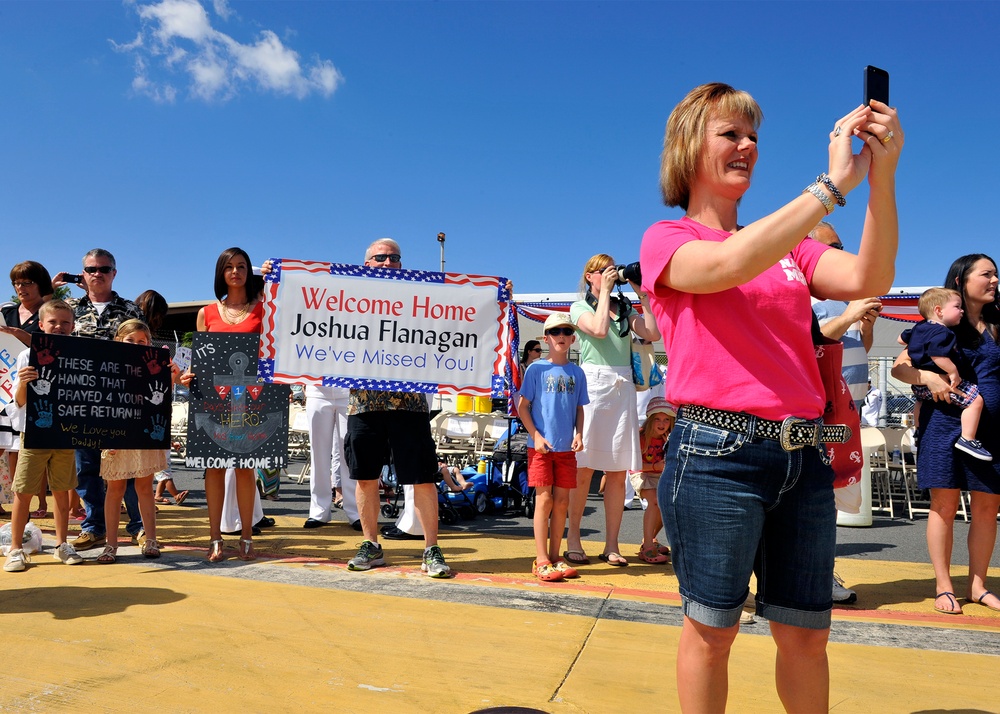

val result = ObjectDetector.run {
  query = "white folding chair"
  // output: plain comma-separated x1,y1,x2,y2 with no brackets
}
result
862,427,893,518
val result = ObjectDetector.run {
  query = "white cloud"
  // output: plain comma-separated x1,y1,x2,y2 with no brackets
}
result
212,0,234,21
113,0,343,103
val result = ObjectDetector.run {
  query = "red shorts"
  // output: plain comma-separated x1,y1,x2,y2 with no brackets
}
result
527,448,577,489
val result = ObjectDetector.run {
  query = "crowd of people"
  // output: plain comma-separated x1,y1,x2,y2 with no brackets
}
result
3,81,1000,713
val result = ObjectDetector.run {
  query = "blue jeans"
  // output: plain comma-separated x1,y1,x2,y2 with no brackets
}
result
659,417,836,630
76,448,143,537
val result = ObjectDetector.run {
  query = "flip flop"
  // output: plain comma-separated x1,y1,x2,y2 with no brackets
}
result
30,509,48,519
637,547,669,564
598,552,629,567
563,550,590,565
934,591,963,615
174,490,189,506
970,590,1000,612
154,497,171,505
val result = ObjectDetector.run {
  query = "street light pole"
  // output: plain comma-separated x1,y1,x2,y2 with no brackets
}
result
436,232,447,412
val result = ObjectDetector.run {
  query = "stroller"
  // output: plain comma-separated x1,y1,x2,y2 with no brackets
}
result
379,460,486,525
487,421,535,518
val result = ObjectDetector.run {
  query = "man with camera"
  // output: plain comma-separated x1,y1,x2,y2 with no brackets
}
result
55,249,144,551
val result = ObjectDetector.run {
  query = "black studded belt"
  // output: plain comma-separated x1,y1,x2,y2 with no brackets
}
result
678,404,852,452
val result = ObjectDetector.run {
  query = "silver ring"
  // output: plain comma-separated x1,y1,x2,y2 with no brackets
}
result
833,125,842,138
881,130,894,144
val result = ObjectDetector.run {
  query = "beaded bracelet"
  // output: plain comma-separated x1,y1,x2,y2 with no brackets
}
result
817,173,846,207
803,182,834,214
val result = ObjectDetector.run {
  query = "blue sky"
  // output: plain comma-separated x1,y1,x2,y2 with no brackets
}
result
1,1,996,304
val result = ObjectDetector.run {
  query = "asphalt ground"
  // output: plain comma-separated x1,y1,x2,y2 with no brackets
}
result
2,456,999,712
168,456,1000,569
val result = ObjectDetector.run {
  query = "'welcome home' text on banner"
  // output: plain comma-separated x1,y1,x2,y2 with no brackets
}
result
258,259,515,396
23,334,172,450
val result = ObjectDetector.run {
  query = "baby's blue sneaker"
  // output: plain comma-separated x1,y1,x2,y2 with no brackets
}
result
956,437,992,461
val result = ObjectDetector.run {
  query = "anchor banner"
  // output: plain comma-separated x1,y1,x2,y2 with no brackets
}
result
185,333,289,470
22,333,172,450
259,259,515,396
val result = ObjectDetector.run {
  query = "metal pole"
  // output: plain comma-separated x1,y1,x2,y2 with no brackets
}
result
436,232,446,413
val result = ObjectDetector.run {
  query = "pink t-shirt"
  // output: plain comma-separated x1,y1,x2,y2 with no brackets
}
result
640,217,830,421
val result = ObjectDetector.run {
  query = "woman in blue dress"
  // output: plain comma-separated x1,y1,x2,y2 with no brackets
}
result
892,254,1000,615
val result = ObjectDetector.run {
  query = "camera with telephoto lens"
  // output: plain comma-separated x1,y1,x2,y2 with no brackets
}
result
615,261,642,286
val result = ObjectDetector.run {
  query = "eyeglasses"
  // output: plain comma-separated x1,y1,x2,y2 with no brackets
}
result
530,347,542,353
83,265,114,274
545,327,575,336
829,243,844,250
12,281,35,288
369,254,401,263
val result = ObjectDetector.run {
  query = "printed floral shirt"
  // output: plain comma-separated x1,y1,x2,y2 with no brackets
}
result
67,292,143,341
348,389,429,415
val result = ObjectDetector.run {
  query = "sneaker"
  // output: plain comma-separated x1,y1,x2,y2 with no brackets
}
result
347,540,385,571
4,549,29,572
832,572,857,604
532,559,564,582
552,559,579,578
53,543,84,565
739,610,756,625
956,437,992,461
421,545,452,579
131,530,147,547
72,532,106,551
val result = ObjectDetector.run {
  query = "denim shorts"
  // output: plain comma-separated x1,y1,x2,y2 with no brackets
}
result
658,417,836,630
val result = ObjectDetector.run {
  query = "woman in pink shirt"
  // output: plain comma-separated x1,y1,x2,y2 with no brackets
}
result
640,83,902,712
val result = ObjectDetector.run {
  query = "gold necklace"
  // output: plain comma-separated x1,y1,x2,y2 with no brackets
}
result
218,299,250,325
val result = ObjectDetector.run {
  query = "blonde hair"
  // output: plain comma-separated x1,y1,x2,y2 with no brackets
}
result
640,412,674,443
38,299,74,321
918,287,961,320
114,318,152,344
660,83,763,210
579,253,614,294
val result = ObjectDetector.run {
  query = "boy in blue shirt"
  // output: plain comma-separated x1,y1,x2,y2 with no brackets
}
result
517,313,589,582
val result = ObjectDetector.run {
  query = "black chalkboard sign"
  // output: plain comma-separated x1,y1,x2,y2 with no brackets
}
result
185,332,289,470
23,333,172,450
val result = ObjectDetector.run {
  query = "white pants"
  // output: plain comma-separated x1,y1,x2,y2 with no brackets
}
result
221,467,264,532
394,485,423,536
306,389,358,523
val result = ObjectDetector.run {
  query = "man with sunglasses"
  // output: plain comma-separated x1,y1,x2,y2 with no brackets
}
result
344,238,452,578
56,249,144,552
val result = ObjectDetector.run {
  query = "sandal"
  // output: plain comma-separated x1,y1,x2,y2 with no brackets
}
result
142,539,161,559
238,538,256,562
174,490,189,506
208,539,225,563
532,560,564,582
653,540,670,557
598,552,629,567
96,546,118,564
562,549,590,565
934,591,963,615
969,590,1000,613
29,508,48,519
154,497,171,505
638,547,669,564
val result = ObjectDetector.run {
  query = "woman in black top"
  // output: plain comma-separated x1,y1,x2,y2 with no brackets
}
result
1,261,54,345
